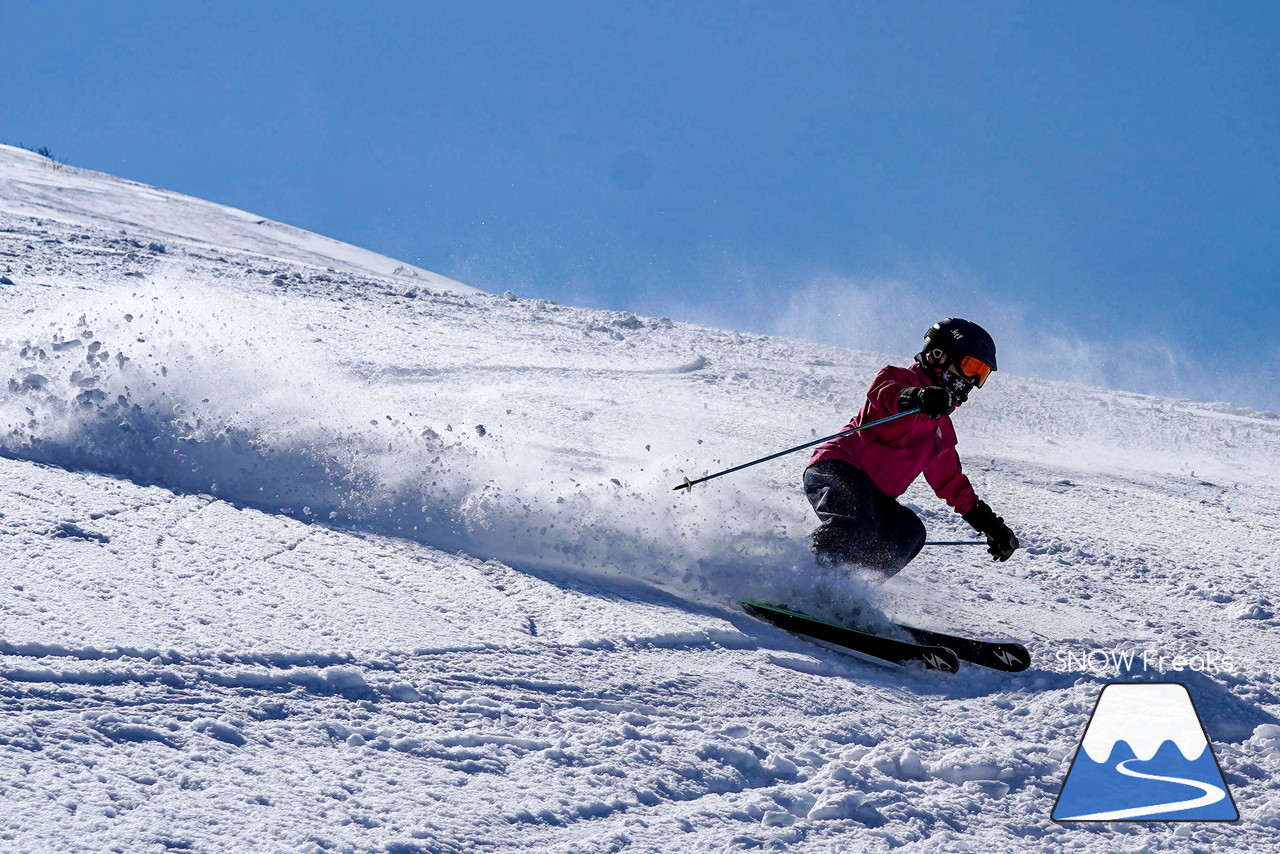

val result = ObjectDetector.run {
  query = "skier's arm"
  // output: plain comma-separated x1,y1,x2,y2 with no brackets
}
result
925,439,1019,562
923,446,979,515
962,500,1020,562
865,368,940,421
865,371,911,417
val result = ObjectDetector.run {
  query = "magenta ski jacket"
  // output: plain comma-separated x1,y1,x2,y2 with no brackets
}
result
808,363,980,515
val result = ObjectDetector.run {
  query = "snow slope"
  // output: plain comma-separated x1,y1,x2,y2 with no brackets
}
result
1,145,1280,852
0,144,474,292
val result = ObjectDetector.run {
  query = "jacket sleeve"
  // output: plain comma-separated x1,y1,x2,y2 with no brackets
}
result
865,368,913,418
923,444,979,515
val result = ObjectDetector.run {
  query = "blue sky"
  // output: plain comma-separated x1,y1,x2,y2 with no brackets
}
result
3,2,1278,410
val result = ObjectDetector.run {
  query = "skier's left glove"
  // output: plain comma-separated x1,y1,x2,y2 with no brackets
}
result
962,499,1019,561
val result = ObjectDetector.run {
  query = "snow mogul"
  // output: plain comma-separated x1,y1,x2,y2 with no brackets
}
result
804,318,1019,576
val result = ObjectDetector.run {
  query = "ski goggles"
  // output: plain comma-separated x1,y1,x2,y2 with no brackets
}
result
958,354,993,388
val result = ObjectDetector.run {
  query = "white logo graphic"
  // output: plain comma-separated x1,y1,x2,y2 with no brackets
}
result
994,649,1023,668
922,653,951,671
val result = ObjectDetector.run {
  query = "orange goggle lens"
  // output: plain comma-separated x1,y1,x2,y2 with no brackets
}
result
958,355,992,388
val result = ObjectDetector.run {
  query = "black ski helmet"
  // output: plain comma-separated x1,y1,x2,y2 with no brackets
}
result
915,318,997,393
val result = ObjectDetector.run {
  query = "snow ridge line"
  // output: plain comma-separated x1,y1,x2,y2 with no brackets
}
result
0,627,761,707
0,638,382,670
344,353,710,382
0,658,392,702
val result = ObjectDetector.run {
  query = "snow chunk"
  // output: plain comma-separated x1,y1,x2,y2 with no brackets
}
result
760,810,795,827
807,791,866,821
898,748,928,780
932,757,1003,784
384,681,435,703
612,313,644,330
82,711,176,747
193,718,247,747
1250,723,1280,755
762,753,799,780
1257,797,1280,828
1235,602,1275,620
963,779,1010,798
697,744,764,778
865,745,928,780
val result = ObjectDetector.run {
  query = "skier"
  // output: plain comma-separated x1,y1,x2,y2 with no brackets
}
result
804,318,1019,577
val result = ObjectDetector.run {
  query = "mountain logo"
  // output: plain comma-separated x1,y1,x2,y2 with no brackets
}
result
1052,683,1238,822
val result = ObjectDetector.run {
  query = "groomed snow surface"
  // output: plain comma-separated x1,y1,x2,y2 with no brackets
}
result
1,144,1280,852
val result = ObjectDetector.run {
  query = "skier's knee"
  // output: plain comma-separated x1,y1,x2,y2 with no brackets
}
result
905,521,926,562
809,522,863,566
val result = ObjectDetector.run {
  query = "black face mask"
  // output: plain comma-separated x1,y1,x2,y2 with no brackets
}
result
941,369,972,405
918,349,975,405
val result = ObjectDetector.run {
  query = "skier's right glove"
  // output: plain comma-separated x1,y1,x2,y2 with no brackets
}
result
962,499,1020,561
899,385,953,419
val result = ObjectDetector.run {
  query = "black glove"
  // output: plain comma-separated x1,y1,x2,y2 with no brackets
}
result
899,385,953,419
962,499,1019,561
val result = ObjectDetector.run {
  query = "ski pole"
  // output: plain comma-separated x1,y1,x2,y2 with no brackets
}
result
923,541,987,547
672,408,922,491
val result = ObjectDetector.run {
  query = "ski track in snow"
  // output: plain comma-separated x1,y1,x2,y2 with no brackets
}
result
1,145,1280,851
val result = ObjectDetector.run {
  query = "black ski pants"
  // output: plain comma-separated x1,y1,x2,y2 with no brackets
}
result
803,459,926,577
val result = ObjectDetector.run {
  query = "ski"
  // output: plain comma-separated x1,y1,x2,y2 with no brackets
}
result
894,623,1030,672
742,601,960,673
